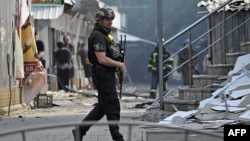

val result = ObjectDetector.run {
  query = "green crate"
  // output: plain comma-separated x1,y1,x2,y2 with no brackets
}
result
34,94,53,108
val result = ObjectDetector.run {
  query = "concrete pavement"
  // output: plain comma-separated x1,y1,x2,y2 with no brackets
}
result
0,113,223,141
0,84,223,141
0,114,147,141
0,90,151,141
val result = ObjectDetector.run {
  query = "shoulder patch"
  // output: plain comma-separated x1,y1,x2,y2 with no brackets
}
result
94,43,102,51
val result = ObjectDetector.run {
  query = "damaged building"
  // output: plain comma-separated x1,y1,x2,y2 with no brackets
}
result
155,0,250,130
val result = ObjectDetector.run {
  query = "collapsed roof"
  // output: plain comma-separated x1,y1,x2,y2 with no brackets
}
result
159,54,250,129
198,0,250,12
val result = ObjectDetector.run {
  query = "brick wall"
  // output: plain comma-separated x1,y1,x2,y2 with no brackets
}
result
0,86,21,108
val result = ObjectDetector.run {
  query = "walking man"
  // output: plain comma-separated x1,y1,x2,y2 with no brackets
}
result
72,7,126,141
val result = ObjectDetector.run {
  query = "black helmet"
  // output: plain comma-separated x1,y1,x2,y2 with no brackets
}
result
95,7,115,21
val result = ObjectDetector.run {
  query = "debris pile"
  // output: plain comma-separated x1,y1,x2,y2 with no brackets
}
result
198,0,250,12
159,54,250,129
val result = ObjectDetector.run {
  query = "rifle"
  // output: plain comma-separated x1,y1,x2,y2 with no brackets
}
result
118,35,126,99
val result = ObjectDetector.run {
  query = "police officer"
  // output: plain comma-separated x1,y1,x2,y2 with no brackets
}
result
72,7,126,141
148,45,174,99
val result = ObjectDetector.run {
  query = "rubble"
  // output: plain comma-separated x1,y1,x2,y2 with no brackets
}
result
197,0,250,12
159,54,250,129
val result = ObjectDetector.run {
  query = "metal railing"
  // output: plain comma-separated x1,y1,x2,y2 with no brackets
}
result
162,0,250,89
153,0,250,111
0,120,223,141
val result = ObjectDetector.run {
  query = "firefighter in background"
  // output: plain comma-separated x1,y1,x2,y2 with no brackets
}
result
148,45,174,99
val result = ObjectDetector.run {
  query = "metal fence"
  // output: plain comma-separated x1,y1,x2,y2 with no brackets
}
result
0,120,223,141
162,0,250,88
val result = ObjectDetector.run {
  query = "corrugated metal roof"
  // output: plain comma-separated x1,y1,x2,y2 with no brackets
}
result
32,4,64,20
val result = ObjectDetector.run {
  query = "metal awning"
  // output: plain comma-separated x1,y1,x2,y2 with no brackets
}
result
32,4,64,20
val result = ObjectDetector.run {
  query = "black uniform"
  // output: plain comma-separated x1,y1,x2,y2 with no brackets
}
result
77,23,124,141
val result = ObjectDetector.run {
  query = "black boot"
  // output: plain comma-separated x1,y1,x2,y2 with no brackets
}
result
113,137,125,141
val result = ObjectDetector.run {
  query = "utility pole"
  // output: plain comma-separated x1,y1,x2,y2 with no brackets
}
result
157,0,164,110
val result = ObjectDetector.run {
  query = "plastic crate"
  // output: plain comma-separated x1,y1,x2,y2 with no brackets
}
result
34,94,53,108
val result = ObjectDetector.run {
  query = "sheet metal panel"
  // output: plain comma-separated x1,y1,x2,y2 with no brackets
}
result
32,4,64,20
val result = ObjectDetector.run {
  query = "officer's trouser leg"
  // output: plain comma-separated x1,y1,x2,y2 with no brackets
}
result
80,103,104,133
104,95,124,141
72,103,104,141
